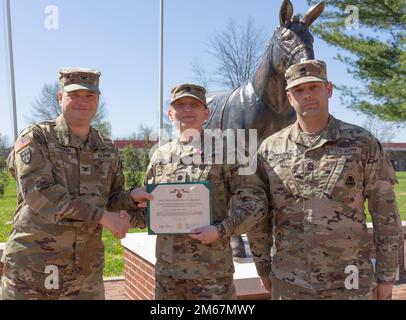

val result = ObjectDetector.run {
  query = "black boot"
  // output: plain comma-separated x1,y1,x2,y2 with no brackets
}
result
230,235,247,258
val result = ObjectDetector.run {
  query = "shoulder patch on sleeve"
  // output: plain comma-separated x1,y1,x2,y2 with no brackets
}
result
19,148,32,164
15,135,32,153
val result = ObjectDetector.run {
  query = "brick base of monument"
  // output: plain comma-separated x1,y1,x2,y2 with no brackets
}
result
1,222,405,300
122,225,406,301
123,247,272,300
124,249,156,300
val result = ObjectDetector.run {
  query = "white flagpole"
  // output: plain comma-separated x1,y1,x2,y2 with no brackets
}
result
5,0,18,143
159,0,164,147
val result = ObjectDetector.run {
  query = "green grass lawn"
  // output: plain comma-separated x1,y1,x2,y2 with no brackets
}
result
1,172,406,277
0,177,16,244
395,172,406,216
0,176,144,277
102,226,144,277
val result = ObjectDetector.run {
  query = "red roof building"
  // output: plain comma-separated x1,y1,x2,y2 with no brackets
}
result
114,140,151,150
114,140,406,171
382,143,406,171
382,143,406,151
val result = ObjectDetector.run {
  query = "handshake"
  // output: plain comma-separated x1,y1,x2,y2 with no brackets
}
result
100,210,131,239
100,187,154,239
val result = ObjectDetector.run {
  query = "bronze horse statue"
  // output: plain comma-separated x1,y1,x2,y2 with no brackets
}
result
204,0,325,257
205,0,324,145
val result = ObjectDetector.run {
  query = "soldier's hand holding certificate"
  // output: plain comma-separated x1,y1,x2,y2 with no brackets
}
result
146,182,213,235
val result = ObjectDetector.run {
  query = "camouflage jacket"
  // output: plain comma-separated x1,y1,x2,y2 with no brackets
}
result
146,135,268,279
2,114,144,295
248,116,402,290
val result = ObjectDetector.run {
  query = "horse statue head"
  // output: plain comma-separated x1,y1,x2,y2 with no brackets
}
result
205,0,325,142
203,0,324,258
253,0,325,114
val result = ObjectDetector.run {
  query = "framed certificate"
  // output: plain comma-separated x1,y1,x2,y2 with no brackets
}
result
146,182,213,235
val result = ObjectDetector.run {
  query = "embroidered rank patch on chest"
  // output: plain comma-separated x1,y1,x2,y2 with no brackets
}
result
328,147,361,155
175,172,186,182
80,164,91,175
19,148,31,164
15,136,32,153
344,174,356,188
155,166,163,176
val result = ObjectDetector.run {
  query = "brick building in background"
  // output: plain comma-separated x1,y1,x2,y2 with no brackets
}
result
114,140,153,154
114,140,406,172
383,143,406,172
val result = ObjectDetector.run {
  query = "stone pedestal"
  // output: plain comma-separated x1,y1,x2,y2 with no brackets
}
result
0,242,4,278
121,233,271,300
121,222,406,300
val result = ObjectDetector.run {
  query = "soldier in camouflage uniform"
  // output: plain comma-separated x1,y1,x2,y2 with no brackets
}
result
1,68,149,300
147,83,268,300
248,60,402,300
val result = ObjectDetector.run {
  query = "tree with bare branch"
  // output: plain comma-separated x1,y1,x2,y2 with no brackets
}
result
0,132,9,195
192,18,266,90
0,154,8,196
0,133,11,158
0,132,10,195
191,18,266,258
362,115,397,143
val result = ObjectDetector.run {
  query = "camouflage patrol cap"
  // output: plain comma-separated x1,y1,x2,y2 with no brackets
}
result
59,67,101,93
285,60,327,90
170,83,207,106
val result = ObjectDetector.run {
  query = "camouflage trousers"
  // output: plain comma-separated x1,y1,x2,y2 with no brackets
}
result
1,267,105,300
155,275,237,300
271,276,374,300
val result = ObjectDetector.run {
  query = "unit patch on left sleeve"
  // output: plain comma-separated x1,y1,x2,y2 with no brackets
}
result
20,148,32,164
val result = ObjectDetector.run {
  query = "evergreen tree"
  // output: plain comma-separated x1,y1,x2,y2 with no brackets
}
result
308,0,406,122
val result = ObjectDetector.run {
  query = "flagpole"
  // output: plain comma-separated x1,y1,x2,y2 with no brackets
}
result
5,0,18,143
159,0,164,147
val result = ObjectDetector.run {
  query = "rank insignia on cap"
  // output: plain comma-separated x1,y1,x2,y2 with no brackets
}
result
15,136,32,153
20,148,32,164
344,174,356,188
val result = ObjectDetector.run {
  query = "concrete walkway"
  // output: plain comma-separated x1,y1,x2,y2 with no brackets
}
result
104,277,126,300
104,278,406,300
